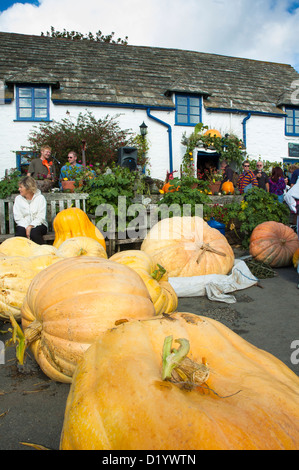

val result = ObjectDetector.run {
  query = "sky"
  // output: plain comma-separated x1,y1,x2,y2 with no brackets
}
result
0,0,299,72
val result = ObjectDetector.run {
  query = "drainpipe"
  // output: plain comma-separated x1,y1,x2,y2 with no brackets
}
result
242,112,251,149
146,108,173,173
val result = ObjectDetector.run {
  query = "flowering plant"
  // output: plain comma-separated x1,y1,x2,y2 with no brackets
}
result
197,168,223,183
62,162,97,185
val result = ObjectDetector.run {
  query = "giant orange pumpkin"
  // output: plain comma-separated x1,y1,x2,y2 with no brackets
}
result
60,312,299,450
249,221,299,267
20,257,155,382
53,207,106,251
141,216,234,277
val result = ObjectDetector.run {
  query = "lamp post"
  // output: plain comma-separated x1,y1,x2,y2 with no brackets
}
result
139,121,148,137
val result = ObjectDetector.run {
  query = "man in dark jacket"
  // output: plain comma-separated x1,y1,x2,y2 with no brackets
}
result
254,161,269,192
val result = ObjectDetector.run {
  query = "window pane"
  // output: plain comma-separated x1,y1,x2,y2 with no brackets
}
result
286,125,293,133
34,88,47,98
19,98,32,107
177,96,187,105
190,115,200,124
35,108,47,118
177,114,188,123
35,98,47,108
177,105,187,115
189,97,200,106
294,109,299,118
295,126,299,134
19,108,32,118
190,106,200,115
19,88,32,97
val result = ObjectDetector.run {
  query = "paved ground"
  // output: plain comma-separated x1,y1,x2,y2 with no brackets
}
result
0,261,298,450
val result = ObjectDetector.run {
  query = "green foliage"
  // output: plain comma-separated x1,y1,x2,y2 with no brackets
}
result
157,176,211,218
203,201,241,227
41,26,128,45
246,158,283,173
81,167,140,232
131,134,150,169
0,169,20,198
237,188,290,247
26,112,133,172
203,188,290,248
181,125,245,172
200,133,245,169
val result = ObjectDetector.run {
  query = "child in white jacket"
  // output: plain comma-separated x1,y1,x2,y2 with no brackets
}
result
13,176,48,244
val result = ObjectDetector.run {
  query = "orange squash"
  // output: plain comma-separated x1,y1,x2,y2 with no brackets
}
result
53,207,106,251
19,257,155,382
161,182,179,193
110,250,178,314
141,216,234,277
60,312,299,450
221,181,234,194
249,221,299,267
293,248,299,269
56,236,107,259
204,129,222,138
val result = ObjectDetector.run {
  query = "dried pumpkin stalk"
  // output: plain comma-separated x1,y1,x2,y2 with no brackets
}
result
162,335,209,389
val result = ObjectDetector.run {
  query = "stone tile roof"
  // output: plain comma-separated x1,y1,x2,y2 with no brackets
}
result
1,31,298,114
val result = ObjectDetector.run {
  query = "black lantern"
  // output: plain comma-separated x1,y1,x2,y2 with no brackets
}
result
139,121,148,137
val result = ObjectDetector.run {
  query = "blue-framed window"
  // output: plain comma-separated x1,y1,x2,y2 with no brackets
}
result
16,85,50,121
285,107,299,136
16,151,38,174
175,94,202,126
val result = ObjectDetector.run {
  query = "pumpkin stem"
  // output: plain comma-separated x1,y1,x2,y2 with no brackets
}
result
162,335,210,388
197,243,226,264
151,264,166,281
6,314,26,365
162,335,190,380
6,316,42,365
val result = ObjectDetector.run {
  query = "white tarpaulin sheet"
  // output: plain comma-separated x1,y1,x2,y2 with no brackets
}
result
168,259,258,304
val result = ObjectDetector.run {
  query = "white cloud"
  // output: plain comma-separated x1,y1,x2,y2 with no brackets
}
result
0,0,299,71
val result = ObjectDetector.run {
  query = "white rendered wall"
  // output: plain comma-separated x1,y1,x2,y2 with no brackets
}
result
1,96,299,180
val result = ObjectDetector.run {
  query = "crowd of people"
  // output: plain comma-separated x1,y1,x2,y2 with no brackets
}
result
220,159,299,235
11,145,299,245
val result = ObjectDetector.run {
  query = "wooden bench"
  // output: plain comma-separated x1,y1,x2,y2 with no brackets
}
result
0,192,89,243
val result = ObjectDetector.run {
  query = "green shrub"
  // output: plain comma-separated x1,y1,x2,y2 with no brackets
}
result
0,169,20,198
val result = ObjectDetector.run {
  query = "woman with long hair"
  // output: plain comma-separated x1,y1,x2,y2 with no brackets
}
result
269,166,286,203
13,176,48,244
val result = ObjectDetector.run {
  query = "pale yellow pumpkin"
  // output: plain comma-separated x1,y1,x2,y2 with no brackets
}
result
20,257,155,383
110,250,178,314
0,254,61,321
141,216,234,277
0,237,57,257
53,207,106,251
60,312,299,450
56,237,107,259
